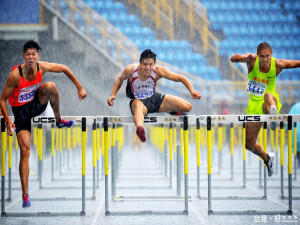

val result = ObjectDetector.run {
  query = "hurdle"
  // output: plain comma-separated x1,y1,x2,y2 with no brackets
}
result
34,118,98,201
194,119,267,200
101,116,192,216
32,117,98,194
205,114,300,215
109,121,181,198
111,121,188,200
0,116,95,217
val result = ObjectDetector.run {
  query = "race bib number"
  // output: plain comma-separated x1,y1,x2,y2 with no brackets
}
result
247,80,266,97
19,90,36,103
135,90,154,99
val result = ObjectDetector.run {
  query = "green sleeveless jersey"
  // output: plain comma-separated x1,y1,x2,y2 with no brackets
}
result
246,57,282,114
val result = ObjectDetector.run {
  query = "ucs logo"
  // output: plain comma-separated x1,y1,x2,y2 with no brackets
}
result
144,117,157,123
32,117,56,124
238,116,261,122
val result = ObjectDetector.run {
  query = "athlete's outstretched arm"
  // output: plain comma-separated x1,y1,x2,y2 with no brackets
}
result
276,59,300,69
275,59,300,76
40,61,87,101
156,65,201,99
107,64,133,106
230,53,257,63
0,71,19,136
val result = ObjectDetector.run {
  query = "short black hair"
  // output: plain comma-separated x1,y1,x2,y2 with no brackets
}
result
23,40,42,53
257,42,272,54
140,49,156,63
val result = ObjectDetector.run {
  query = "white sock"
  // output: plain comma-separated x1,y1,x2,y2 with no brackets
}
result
270,105,277,114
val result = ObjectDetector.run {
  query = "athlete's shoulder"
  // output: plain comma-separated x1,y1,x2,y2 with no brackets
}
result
6,67,20,87
154,64,166,74
36,61,48,71
123,64,135,76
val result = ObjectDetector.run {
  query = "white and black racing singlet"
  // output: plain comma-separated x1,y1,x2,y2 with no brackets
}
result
126,63,157,100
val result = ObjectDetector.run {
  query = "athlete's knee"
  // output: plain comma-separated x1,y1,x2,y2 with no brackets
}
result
245,140,255,151
20,146,30,159
39,82,57,95
183,101,192,112
44,81,57,90
131,100,144,113
264,92,273,101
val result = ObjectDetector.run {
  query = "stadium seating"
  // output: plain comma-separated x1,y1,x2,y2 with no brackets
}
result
200,0,300,81
83,0,223,81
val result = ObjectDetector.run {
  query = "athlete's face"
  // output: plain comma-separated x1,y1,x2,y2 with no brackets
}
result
23,48,40,69
257,48,272,68
140,58,155,76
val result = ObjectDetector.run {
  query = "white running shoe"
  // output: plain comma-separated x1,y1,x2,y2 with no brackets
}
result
266,153,274,177
270,105,277,130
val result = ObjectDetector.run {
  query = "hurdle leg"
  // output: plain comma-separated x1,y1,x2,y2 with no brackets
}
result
8,134,12,201
280,122,285,199
207,117,212,215
242,122,246,188
169,123,173,188
1,118,6,216
196,118,200,198
287,116,293,214
263,122,267,198
103,118,110,216
183,116,189,215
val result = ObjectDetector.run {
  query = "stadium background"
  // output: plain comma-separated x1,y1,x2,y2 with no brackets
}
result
0,0,299,117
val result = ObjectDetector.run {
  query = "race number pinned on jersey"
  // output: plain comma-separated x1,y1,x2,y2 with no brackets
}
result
247,80,266,97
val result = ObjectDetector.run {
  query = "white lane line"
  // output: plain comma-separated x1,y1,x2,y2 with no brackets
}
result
243,182,300,214
91,192,105,225
190,202,207,225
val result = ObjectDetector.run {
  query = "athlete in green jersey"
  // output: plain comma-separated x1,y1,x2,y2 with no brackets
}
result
230,42,300,177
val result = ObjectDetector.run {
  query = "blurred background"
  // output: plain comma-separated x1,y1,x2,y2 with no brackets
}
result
0,0,299,117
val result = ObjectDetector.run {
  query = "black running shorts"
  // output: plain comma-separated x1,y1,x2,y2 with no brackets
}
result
12,89,47,133
129,92,165,115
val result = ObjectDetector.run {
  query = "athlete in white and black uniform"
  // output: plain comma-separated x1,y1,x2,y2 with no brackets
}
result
108,49,201,142
126,63,165,114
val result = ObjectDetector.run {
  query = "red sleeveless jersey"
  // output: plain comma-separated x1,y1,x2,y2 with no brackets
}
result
8,64,42,106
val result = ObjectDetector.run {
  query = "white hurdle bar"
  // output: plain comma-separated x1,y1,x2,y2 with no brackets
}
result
0,116,96,217
205,114,300,215
101,116,190,216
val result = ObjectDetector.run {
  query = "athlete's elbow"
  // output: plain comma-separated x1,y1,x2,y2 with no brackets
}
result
185,102,192,112
230,56,236,62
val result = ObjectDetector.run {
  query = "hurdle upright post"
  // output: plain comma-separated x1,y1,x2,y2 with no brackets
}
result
38,123,43,189
80,117,86,216
1,118,6,216
7,129,13,201
230,123,234,180
104,117,110,216
275,125,279,174
196,118,200,198
263,122,267,198
51,124,54,181
287,116,293,214
183,116,189,215
294,122,297,180
177,124,183,196
217,123,223,174
92,118,96,200
169,122,173,188
259,127,263,188
242,122,246,188
280,121,285,199
111,123,116,199
96,123,100,187
207,116,212,215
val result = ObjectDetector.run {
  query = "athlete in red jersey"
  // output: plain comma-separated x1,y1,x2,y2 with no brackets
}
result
107,49,201,142
0,40,87,207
